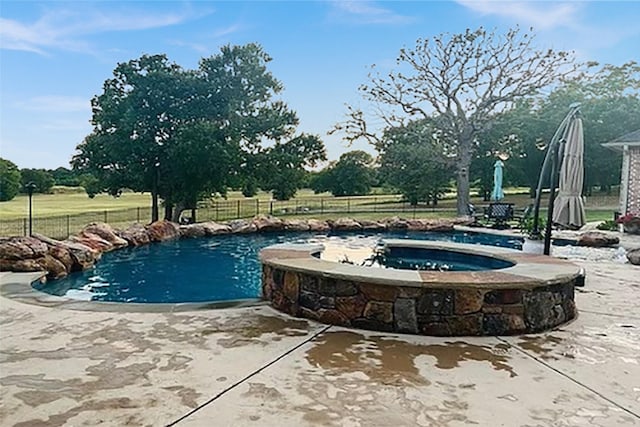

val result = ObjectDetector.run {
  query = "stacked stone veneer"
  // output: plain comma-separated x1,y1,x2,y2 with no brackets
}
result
261,249,578,336
628,147,640,215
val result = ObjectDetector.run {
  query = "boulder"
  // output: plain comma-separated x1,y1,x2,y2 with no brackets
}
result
36,254,68,280
117,224,151,246
202,222,232,235
252,215,284,232
331,218,362,231
307,219,330,232
0,258,44,273
228,219,257,234
82,223,128,249
179,224,207,238
70,232,114,252
146,220,180,242
384,216,409,230
407,219,455,232
627,248,640,266
576,232,620,248
0,236,48,260
359,220,387,231
48,245,74,272
283,219,310,232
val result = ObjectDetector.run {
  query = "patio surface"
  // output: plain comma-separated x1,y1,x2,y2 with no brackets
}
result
1,240,639,426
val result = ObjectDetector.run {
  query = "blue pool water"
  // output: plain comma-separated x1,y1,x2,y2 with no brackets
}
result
33,230,524,304
379,246,515,272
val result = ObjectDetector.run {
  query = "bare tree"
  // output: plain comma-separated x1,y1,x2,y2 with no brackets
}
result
333,27,577,215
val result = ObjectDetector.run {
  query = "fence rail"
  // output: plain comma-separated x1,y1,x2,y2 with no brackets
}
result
1,193,619,240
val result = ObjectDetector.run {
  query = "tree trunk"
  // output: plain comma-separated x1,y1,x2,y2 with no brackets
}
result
171,202,186,223
164,203,173,221
191,208,197,223
151,190,159,222
455,134,473,216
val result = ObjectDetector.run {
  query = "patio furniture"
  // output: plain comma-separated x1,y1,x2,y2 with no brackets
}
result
484,202,514,229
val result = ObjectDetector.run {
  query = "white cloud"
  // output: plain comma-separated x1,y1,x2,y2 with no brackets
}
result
16,96,89,113
456,1,581,30
329,1,414,25
0,5,206,55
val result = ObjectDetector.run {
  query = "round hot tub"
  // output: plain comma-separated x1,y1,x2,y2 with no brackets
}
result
260,240,580,336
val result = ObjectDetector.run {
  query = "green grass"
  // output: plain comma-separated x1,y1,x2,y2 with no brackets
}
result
0,192,153,220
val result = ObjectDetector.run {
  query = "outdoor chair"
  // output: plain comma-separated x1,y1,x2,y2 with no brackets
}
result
484,202,514,229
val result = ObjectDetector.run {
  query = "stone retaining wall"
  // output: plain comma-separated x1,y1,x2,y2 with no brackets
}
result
261,242,579,336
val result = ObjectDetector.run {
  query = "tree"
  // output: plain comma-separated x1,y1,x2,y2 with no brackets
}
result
333,27,576,215
259,134,326,200
498,62,640,196
311,150,375,196
378,120,452,205
0,158,21,201
73,44,317,220
49,167,80,186
20,168,55,194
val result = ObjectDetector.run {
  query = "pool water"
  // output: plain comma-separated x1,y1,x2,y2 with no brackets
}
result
33,230,524,303
375,246,515,272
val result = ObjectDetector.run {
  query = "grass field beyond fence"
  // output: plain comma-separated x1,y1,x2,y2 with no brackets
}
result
0,191,619,239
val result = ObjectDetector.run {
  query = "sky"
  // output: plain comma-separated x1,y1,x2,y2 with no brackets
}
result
1,1,639,170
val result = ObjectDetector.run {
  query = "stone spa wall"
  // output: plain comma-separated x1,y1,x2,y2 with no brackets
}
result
261,243,580,336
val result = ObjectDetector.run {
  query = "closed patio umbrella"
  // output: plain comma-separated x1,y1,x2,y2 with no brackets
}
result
491,159,505,201
553,116,586,229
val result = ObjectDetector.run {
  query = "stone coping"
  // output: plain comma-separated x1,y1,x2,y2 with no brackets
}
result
260,240,582,290
0,271,265,313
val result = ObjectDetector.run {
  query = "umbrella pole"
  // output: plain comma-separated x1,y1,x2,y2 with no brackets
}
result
544,141,561,255
532,104,581,239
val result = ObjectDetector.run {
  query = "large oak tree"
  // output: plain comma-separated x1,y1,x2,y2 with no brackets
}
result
334,27,577,215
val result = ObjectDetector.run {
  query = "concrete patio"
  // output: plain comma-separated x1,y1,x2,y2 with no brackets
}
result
1,244,639,426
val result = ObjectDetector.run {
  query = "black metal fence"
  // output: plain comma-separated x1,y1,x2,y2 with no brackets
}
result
1,193,617,240
0,195,451,239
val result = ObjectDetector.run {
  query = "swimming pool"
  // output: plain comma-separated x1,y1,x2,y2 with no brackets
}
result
33,230,525,303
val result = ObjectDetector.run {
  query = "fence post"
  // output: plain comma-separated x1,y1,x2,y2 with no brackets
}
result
295,200,298,215
347,198,351,214
256,199,259,216
137,207,141,223
237,200,240,218
374,197,377,213
269,201,273,215
215,202,219,221
23,218,27,236
104,210,108,223
66,215,70,237
321,199,324,214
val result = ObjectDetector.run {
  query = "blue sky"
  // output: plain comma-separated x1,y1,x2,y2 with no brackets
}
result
1,1,639,170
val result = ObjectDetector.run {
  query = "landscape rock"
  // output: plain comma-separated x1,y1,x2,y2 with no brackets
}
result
117,224,151,246
228,219,258,234
359,220,387,231
70,232,114,252
627,248,640,265
201,222,232,235
146,220,180,242
0,258,44,273
283,219,310,231
82,223,128,249
307,219,330,232
252,215,284,232
47,245,74,272
331,217,362,231
0,236,48,260
59,240,102,271
385,216,409,230
179,223,207,238
576,232,620,248
36,254,68,280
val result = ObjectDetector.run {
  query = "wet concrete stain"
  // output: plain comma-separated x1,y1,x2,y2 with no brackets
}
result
12,397,142,427
518,335,563,360
306,331,517,382
161,385,201,408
